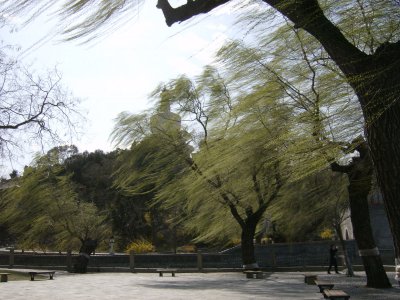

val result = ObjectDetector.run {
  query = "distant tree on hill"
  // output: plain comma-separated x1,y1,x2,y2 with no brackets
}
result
0,146,110,273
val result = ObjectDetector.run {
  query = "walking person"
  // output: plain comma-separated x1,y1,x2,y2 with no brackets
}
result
327,244,339,274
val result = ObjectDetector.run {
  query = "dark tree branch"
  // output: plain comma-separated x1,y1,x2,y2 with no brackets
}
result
156,0,369,85
156,0,231,26
228,202,245,228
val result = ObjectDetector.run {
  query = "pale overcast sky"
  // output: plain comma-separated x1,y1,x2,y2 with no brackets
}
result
1,1,240,175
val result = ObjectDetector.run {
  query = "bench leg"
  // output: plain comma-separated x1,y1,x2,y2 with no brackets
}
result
0,274,8,282
49,273,54,280
30,274,35,281
159,272,163,277
172,272,175,277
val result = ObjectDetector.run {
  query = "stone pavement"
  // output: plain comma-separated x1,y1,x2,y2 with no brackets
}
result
0,271,399,299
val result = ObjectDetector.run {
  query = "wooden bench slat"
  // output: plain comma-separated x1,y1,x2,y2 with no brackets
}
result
323,289,350,300
243,270,264,279
28,271,55,281
304,274,317,285
156,269,177,277
314,280,334,293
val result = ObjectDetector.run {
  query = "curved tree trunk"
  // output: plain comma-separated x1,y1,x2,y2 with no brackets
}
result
348,190,391,287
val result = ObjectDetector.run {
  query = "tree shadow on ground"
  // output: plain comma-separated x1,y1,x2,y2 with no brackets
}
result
135,273,321,299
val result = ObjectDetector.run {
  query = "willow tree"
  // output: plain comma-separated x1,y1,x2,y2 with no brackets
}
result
0,147,110,273
111,67,294,267
215,11,391,285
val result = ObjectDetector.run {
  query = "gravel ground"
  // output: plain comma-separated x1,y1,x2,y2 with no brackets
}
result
0,270,398,299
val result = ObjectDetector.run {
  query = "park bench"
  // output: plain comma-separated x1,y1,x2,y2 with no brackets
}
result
303,273,317,285
28,271,55,281
314,280,334,293
0,272,11,282
323,289,350,300
156,268,178,277
243,270,264,279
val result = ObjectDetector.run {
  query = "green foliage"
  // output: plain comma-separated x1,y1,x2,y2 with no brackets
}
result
112,65,300,249
62,149,153,249
111,0,400,248
236,0,400,132
113,133,191,197
269,170,348,242
0,0,142,42
111,112,152,148
0,147,111,251
111,110,193,249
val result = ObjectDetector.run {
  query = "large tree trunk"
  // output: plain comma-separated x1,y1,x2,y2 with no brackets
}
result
229,203,267,270
331,140,391,288
357,42,400,268
73,238,97,273
348,187,391,287
364,80,400,264
241,220,258,269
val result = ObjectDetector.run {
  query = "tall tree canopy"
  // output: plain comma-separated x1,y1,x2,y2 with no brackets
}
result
3,0,400,269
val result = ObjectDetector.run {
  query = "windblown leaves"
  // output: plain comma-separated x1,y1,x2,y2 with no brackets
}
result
0,0,142,43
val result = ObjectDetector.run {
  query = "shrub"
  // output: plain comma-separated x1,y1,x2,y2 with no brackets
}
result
177,244,196,253
320,228,334,240
125,239,155,254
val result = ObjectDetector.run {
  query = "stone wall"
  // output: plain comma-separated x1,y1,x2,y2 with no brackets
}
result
0,240,394,271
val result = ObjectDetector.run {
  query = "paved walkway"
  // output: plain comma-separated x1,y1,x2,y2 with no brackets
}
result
0,271,399,299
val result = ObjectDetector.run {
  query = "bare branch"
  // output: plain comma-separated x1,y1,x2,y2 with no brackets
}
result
156,0,231,26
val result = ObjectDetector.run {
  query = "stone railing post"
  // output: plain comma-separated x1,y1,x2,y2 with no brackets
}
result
66,250,72,272
197,250,203,271
272,250,276,266
9,248,14,268
130,251,135,272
